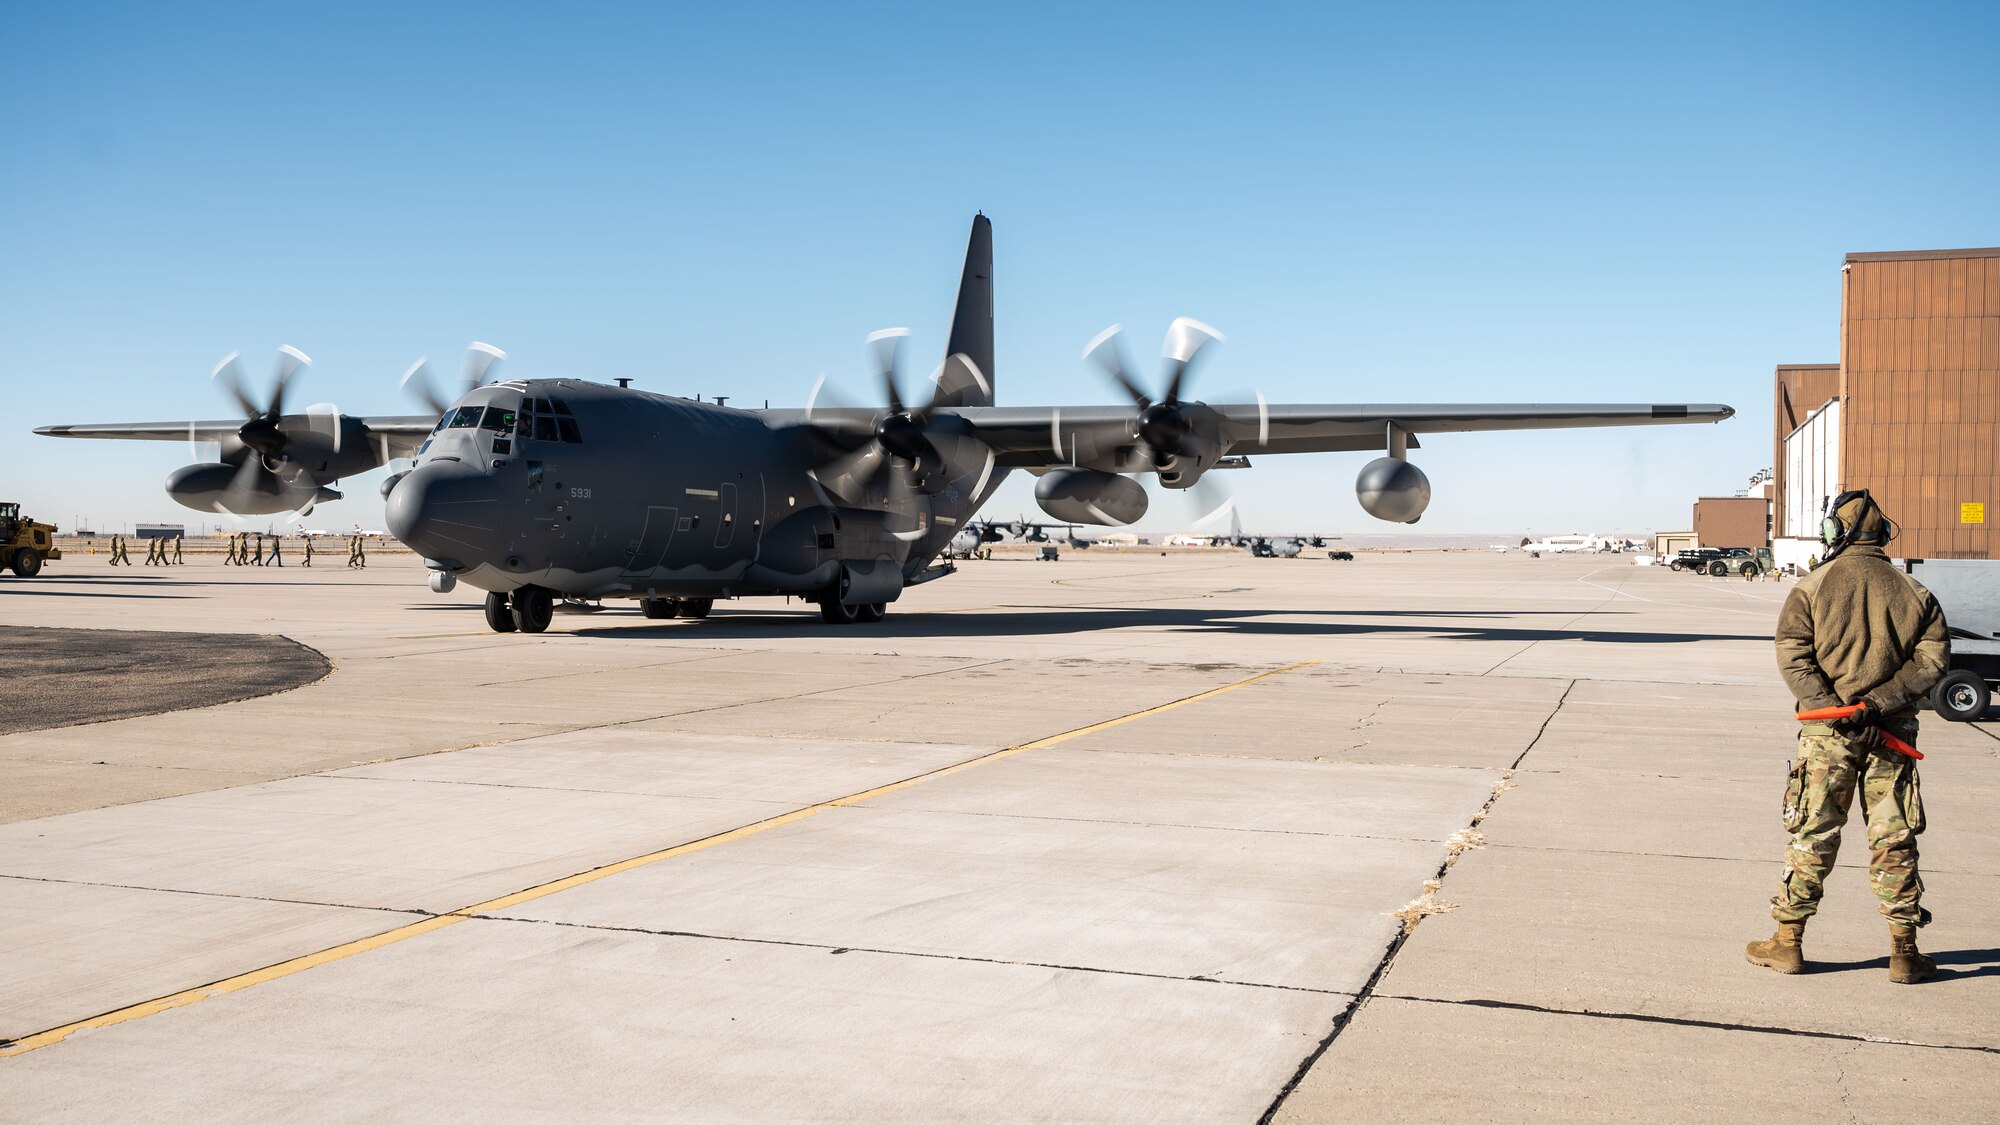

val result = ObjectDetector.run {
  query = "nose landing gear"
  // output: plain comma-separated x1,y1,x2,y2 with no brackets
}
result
485,586,554,634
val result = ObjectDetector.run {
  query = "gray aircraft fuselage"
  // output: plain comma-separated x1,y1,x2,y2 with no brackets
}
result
386,379,1001,604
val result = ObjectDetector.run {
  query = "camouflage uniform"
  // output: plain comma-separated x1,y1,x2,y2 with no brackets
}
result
1774,718,1927,926
1769,541,1947,927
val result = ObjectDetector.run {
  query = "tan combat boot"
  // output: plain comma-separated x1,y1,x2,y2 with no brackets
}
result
1889,924,1935,984
1745,921,1806,974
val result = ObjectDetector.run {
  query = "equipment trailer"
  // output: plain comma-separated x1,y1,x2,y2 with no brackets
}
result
1905,559,2000,721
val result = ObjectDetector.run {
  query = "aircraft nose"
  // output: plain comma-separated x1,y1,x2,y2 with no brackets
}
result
385,460,500,560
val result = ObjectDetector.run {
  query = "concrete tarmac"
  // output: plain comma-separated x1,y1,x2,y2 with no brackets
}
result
0,551,1993,1122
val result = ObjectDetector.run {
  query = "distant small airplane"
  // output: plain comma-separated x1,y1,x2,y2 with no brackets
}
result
1520,534,1610,554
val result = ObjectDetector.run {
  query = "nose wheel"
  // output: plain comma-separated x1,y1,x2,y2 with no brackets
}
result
485,587,554,634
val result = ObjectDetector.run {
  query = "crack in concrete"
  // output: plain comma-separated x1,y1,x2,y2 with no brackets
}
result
859,805,1469,844
463,910,1357,998
1256,677,1575,1124
1379,994,2000,1056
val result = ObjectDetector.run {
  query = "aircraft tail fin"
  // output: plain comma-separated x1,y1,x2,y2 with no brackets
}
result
935,213,995,408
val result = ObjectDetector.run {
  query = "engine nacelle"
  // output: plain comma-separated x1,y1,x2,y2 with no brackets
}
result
1355,457,1431,524
164,463,243,511
1034,468,1148,526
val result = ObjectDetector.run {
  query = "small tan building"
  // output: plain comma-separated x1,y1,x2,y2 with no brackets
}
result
1694,497,1770,549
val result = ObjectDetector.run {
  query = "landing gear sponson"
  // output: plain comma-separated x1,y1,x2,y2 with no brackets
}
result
483,585,884,633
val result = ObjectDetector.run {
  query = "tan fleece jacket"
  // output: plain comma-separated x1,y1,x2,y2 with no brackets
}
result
1774,545,1950,718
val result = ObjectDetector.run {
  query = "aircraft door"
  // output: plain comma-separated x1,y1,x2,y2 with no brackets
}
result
624,505,678,574
715,482,737,550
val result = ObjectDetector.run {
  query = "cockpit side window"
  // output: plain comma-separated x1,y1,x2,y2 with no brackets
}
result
480,406,516,432
446,406,482,428
557,417,581,443
550,399,573,416
533,415,560,442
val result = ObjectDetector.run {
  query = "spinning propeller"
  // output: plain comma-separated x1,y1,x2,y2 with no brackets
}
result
803,329,990,523
1083,317,1237,527
400,342,507,416
206,346,337,517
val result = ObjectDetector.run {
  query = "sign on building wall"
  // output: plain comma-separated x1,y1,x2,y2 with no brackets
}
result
1964,503,1987,525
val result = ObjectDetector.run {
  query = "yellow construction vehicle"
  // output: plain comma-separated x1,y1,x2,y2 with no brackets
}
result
0,502,62,577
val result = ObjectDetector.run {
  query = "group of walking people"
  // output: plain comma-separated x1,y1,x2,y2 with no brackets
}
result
103,534,182,565
102,532,370,567
222,533,368,568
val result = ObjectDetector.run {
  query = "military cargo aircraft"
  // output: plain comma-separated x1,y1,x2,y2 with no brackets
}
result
944,516,1084,559
37,214,1732,633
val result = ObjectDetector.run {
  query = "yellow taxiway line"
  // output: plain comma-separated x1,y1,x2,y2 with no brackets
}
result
0,658,1320,1059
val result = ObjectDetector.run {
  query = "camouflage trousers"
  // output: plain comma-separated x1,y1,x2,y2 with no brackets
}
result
1771,720,1929,926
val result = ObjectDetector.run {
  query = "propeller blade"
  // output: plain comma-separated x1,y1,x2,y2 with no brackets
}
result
212,456,276,516
399,358,450,416
462,342,506,393
304,403,343,454
1182,472,1235,529
1159,317,1221,405
1084,325,1150,407
211,352,260,418
866,328,910,415
810,442,890,505
268,345,311,417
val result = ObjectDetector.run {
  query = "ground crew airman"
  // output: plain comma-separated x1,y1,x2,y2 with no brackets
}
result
171,535,183,565
348,534,366,569
267,535,283,566
302,535,313,567
1747,490,1949,984
143,536,161,566
251,532,264,566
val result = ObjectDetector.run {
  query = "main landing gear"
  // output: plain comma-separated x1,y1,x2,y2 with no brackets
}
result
485,586,555,634
817,597,887,624
640,596,714,621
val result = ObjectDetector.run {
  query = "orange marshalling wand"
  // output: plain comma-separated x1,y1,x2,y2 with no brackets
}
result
1795,704,1924,759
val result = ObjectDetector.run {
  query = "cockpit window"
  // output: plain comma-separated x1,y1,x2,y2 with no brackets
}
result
533,415,560,442
557,417,582,443
480,406,516,432
551,399,573,416
446,406,482,428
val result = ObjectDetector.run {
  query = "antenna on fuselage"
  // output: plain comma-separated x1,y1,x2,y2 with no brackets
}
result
615,377,632,388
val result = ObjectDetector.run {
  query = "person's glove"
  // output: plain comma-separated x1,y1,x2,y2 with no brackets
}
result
1828,701,1876,733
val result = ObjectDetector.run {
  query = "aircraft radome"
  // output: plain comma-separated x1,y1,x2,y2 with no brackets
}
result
37,214,1734,633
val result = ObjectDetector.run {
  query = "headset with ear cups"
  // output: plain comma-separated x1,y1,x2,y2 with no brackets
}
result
1819,489,1897,558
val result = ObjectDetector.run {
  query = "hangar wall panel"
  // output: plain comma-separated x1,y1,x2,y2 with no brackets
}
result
1841,248,2000,559
1771,363,1840,538
1783,399,1840,539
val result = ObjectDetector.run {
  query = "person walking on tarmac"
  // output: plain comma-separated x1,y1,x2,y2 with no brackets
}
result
1747,490,1949,984
267,534,284,567
251,532,265,566
302,534,313,567
171,535,183,565
143,536,161,566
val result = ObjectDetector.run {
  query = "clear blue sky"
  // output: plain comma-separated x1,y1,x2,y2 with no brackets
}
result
4,2,1996,535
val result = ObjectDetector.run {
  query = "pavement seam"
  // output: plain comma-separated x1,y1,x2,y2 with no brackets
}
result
0,658,1319,1060
1375,994,2000,1056
1256,676,1576,1125
0,872,428,917
461,911,1357,997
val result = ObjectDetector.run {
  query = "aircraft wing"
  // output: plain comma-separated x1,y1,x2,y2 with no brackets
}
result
34,420,248,442
944,402,1735,466
36,415,438,456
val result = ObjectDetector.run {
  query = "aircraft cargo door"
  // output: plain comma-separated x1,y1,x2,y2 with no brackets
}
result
624,505,678,575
